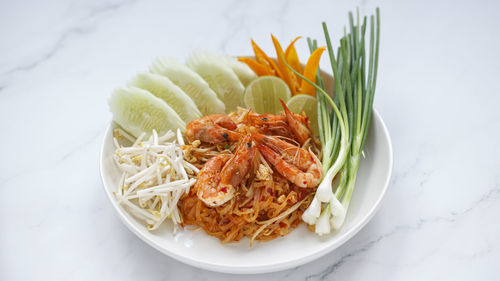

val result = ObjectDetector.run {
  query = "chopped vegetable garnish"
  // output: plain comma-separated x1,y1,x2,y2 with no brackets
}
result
238,57,271,76
271,34,296,95
284,36,303,90
251,39,282,76
240,35,325,96
300,47,326,96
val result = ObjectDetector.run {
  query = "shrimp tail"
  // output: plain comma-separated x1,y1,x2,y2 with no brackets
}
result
196,134,256,207
220,134,255,187
195,155,233,206
280,99,311,145
255,134,321,188
257,144,313,188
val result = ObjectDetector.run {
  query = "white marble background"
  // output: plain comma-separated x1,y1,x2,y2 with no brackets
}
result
1,0,499,280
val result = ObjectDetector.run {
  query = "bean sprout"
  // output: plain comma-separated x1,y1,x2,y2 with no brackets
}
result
113,129,197,232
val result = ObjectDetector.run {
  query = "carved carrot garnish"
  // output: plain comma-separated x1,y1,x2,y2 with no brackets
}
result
300,47,325,96
271,34,296,95
240,36,325,96
251,39,282,77
238,57,271,76
285,36,303,91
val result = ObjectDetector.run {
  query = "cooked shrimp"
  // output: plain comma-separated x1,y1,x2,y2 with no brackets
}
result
253,133,321,188
243,111,294,139
219,134,256,187
239,103,311,145
186,114,242,144
280,100,312,145
196,134,256,206
195,154,232,206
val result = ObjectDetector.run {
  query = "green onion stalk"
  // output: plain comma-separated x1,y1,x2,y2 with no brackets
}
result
281,8,380,235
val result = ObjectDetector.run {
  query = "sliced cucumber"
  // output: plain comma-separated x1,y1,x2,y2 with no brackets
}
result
225,57,257,86
129,72,201,123
200,52,257,86
150,57,225,115
186,51,245,113
109,86,185,138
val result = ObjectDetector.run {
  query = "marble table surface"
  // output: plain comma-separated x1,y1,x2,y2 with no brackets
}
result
1,0,499,280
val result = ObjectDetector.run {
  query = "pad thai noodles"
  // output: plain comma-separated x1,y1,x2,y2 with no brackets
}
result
178,103,322,244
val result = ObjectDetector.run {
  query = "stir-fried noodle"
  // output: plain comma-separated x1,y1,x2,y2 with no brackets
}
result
179,108,320,244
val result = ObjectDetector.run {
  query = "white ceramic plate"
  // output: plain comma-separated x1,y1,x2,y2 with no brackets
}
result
100,113,392,274
100,68,393,274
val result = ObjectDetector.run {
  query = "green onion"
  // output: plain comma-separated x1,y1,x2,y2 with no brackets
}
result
281,8,380,234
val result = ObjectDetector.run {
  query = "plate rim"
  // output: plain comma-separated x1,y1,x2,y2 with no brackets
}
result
99,109,393,274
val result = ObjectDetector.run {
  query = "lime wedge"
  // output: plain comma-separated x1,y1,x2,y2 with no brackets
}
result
186,51,245,113
286,94,319,136
109,86,185,138
150,57,225,115
129,72,201,123
243,76,291,114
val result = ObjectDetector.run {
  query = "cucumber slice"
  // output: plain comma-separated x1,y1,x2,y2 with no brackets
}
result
186,51,245,113
109,86,185,138
150,57,225,115
227,57,257,87
200,52,257,86
224,56,257,86
129,72,201,123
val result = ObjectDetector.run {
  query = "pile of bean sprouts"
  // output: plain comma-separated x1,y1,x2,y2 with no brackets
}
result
112,128,198,232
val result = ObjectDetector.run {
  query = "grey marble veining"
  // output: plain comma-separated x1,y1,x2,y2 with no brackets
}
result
1,0,499,280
